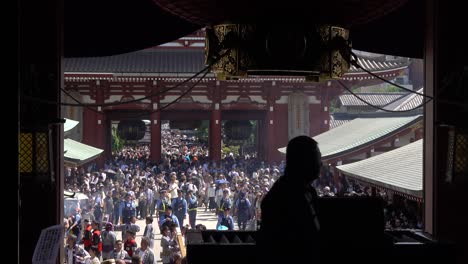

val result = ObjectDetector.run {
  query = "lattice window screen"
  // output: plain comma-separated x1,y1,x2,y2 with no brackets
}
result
35,132,50,173
455,132,468,175
20,133,33,173
19,131,50,175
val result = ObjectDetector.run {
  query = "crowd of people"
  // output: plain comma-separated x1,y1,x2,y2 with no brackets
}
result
313,166,422,230
63,128,279,263
63,127,422,263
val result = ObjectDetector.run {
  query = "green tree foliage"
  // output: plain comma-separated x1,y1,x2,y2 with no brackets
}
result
111,127,124,153
248,121,257,144
196,120,209,144
222,145,240,157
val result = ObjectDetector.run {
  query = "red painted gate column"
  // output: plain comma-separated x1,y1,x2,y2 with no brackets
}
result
264,105,275,162
320,85,331,133
150,86,162,162
95,82,106,167
210,81,222,161
210,104,222,161
82,107,97,146
265,89,276,162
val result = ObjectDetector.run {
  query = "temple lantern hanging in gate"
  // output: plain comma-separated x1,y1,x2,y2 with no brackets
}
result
224,120,253,141
170,120,202,130
117,120,147,141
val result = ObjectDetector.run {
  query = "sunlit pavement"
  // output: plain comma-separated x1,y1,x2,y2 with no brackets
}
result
115,208,219,262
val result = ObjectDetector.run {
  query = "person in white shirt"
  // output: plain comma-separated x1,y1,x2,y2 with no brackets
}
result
88,246,101,264
214,184,224,210
168,174,179,202
135,237,155,264
113,240,129,260
187,178,198,194
206,182,216,212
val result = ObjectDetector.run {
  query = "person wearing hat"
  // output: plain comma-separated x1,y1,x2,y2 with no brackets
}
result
101,222,117,260
186,189,198,228
235,192,252,230
156,189,171,223
115,215,141,241
121,193,137,225
217,188,232,223
216,207,234,230
158,205,180,232
171,189,187,228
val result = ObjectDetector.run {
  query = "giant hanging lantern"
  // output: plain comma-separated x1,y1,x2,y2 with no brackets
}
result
205,24,351,82
170,120,202,130
224,120,252,141
117,120,147,141
153,0,411,81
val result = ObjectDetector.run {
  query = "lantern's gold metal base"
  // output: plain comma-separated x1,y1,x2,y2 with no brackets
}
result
205,24,351,82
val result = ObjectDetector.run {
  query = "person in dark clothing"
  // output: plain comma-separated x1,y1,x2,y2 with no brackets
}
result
257,135,322,264
216,207,235,230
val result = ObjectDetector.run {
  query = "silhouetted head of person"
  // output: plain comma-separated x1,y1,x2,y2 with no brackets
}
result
285,135,322,183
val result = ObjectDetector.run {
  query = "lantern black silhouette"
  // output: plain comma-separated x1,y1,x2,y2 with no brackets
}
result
117,120,147,140
170,120,202,130
224,120,252,141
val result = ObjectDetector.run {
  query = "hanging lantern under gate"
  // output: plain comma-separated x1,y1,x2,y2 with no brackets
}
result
170,120,202,130
224,120,252,141
117,120,147,141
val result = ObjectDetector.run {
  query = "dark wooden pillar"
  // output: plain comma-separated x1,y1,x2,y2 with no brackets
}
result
18,0,63,263
95,84,105,149
82,106,97,146
82,81,106,165
105,117,112,161
95,84,106,167
425,1,468,263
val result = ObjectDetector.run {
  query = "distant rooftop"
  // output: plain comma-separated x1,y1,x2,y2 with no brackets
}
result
329,115,352,129
279,115,422,160
338,92,407,107
383,87,425,111
337,139,423,198
64,47,410,76
64,118,79,133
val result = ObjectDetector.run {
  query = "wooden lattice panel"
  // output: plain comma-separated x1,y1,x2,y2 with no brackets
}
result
19,133,33,173
455,133,468,175
35,132,50,173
